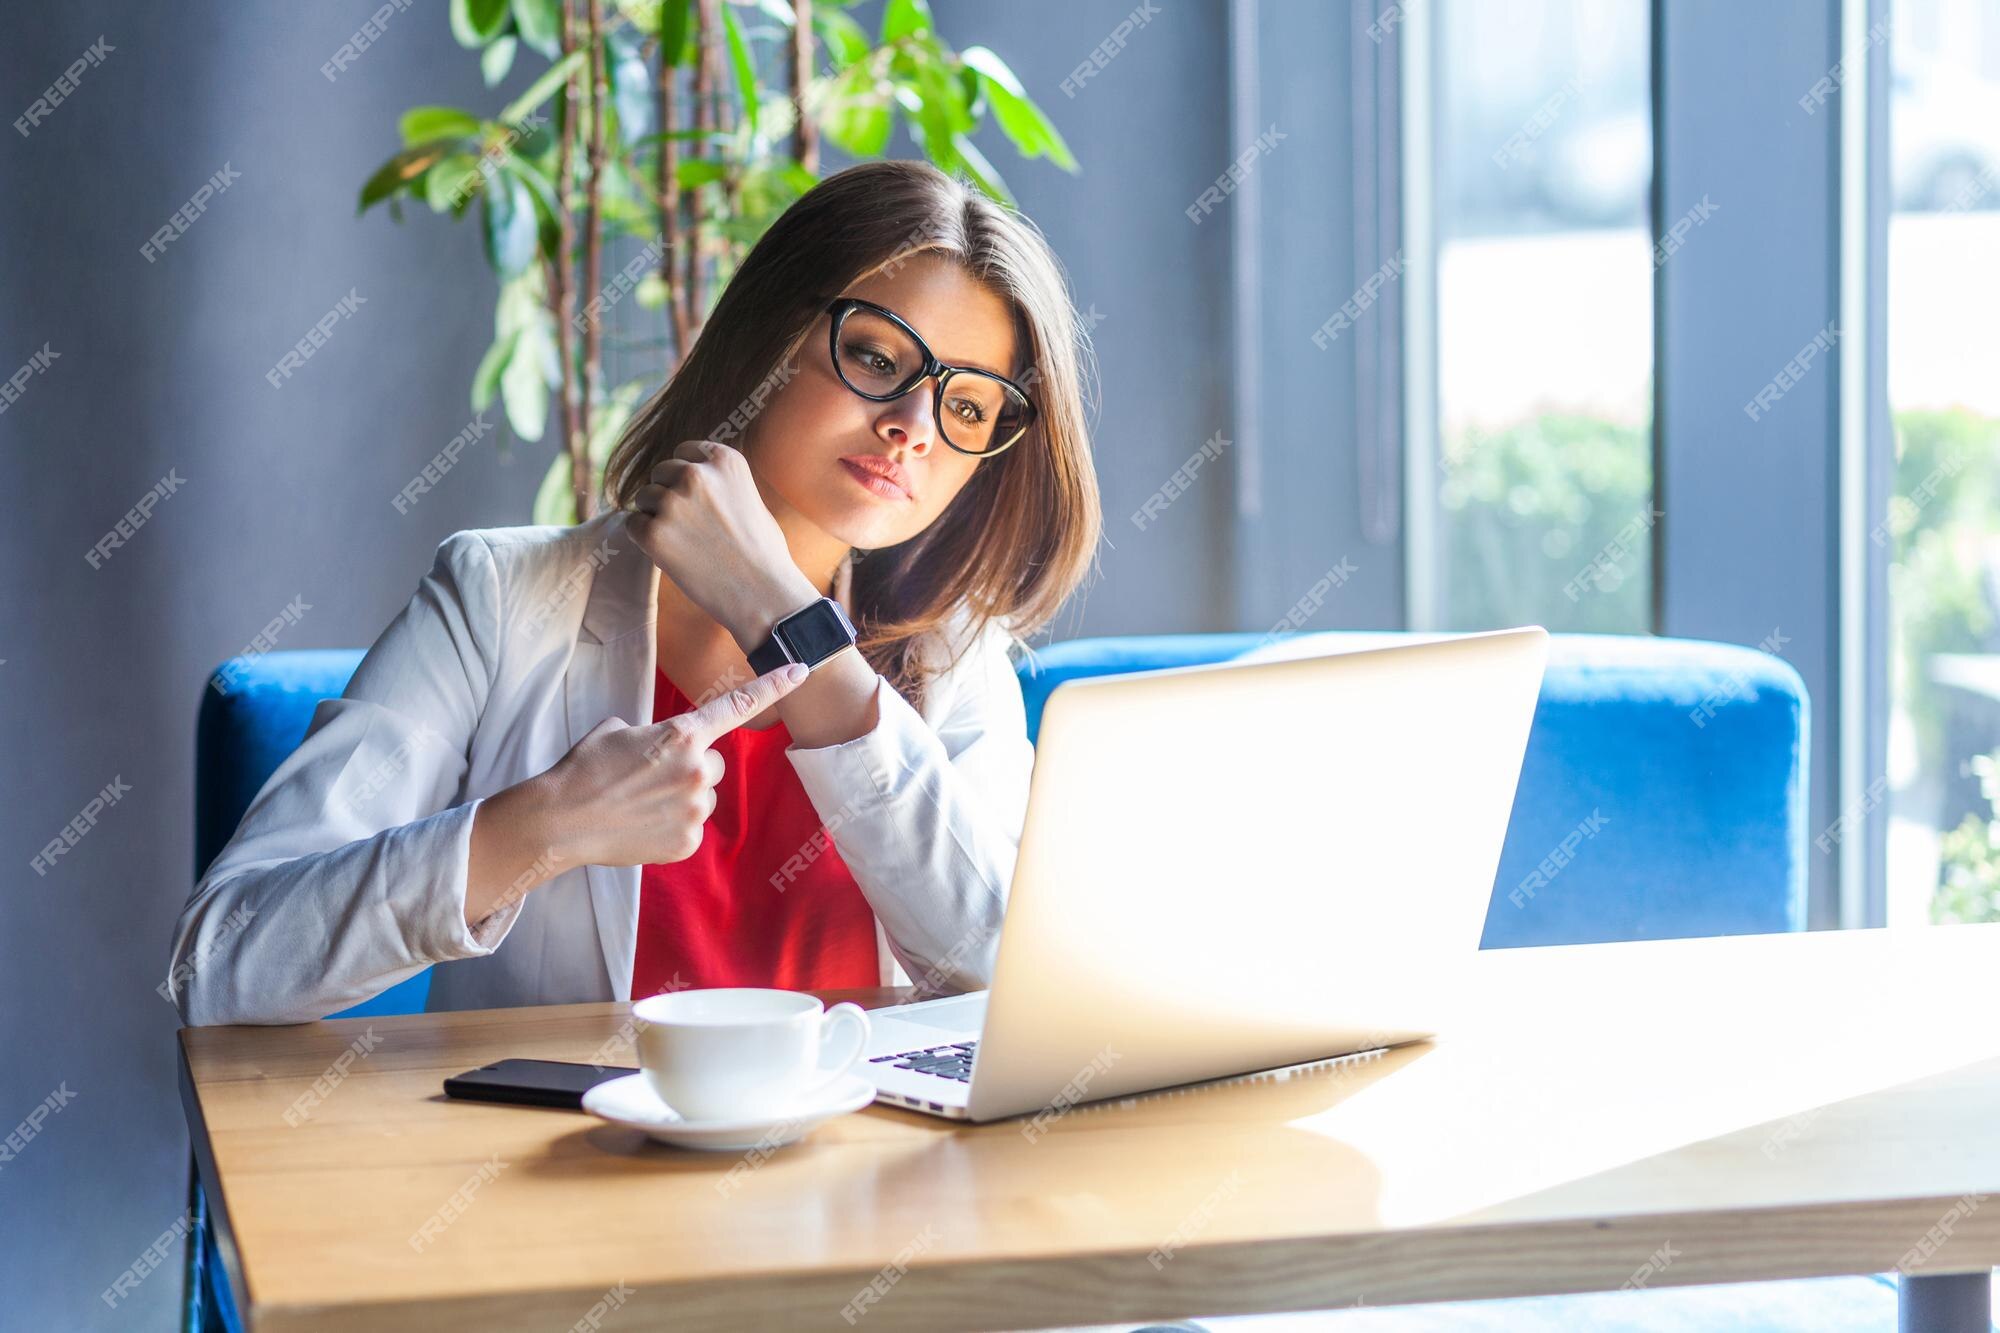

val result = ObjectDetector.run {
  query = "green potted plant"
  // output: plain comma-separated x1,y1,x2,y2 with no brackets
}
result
359,0,1076,523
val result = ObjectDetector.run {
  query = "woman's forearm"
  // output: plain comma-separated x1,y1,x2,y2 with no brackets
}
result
465,776,571,926
764,644,882,748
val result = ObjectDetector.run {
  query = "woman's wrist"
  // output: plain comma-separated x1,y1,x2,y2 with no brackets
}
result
768,640,882,749
725,567,826,657
466,773,574,923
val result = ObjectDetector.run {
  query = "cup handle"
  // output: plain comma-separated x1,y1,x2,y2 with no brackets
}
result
803,1003,871,1093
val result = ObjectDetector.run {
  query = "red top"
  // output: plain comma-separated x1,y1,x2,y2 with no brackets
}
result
630,668,880,999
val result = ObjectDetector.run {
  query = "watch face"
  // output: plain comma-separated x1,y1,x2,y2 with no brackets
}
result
777,600,855,666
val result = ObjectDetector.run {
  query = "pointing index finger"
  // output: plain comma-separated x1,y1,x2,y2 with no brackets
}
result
676,662,810,746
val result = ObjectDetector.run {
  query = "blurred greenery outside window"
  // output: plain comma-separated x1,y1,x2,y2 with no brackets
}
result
1888,0,2000,923
1430,0,1654,636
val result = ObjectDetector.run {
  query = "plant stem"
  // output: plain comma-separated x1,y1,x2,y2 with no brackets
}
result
579,0,609,520
791,0,817,173
715,1,741,253
657,18,691,368
688,0,722,339
553,0,589,524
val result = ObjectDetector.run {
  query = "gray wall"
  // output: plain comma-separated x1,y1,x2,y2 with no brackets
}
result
0,2,1240,1327
1653,0,1852,927
951,2,1240,636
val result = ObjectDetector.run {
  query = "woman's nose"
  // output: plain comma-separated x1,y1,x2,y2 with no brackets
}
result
876,389,937,455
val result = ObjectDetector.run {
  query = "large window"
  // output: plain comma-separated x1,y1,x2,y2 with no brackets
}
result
1426,0,1654,632
1398,0,1929,925
1885,0,2000,925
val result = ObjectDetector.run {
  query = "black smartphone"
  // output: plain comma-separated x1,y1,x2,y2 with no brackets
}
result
443,1058,638,1110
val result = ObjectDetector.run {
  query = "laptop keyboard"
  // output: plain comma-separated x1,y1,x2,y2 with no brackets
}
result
870,1041,977,1082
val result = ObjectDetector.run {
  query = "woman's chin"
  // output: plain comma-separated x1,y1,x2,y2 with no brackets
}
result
812,504,916,553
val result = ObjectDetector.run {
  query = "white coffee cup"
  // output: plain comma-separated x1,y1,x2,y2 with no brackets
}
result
631,988,871,1122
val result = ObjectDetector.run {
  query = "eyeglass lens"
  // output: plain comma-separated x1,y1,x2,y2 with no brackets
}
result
833,306,1030,453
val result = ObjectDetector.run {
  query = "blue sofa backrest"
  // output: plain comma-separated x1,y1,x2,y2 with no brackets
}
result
1015,633,1807,947
197,650,419,1018
197,632,1805,1016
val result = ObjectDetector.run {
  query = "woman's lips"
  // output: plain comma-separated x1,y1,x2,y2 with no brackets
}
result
839,456,914,502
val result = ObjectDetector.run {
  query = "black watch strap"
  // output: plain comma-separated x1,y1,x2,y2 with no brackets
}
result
747,597,858,675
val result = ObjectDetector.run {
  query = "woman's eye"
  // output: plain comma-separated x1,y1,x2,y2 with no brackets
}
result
845,341,897,376
947,397,989,425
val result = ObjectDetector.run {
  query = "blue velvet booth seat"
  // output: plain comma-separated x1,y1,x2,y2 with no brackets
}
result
187,632,1917,1332
1014,633,1810,949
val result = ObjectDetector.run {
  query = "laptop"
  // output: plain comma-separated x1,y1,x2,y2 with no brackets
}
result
861,626,1550,1122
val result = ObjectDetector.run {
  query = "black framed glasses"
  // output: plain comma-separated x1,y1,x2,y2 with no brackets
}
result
823,297,1036,457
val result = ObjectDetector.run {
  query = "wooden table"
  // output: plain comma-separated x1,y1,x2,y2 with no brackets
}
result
180,925,2000,1331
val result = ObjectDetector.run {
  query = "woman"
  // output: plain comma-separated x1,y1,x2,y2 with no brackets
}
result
171,160,1100,1025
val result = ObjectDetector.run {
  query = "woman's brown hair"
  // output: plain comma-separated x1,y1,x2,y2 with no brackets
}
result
603,159,1101,708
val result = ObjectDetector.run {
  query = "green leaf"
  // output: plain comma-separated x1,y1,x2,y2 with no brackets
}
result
879,0,932,43
425,153,485,212
658,0,693,68
358,143,454,213
950,131,1011,203
961,46,1078,171
754,0,797,28
813,10,869,69
472,328,522,412
451,0,512,47
959,45,1021,91
532,450,576,524
720,4,760,137
496,269,545,338
400,106,482,147
821,62,892,156
500,47,587,126
616,0,664,31
913,47,974,135
530,379,640,524
483,170,540,276
908,73,958,166
627,129,730,152
778,160,818,194
508,113,556,160
589,379,643,464
508,149,558,196
675,157,728,188
594,156,652,231
508,155,562,259
502,318,555,441
482,34,519,86
731,158,817,241
511,0,562,58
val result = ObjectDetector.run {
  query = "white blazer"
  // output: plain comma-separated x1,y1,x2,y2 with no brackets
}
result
170,509,1035,1026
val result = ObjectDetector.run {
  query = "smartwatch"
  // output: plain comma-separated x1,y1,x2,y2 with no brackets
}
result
746,596,858,675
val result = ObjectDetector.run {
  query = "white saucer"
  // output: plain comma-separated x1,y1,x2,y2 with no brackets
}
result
582,1072,877,1151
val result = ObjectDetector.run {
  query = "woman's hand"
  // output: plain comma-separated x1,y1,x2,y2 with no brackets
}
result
463,662,809,923
627,440,820,647
621,438,880,757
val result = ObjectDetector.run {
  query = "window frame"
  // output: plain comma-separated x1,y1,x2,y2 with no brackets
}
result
1385,0,1893,927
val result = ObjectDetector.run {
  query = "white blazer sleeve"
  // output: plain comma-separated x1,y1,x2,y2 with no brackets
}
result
169,531,525,1026
783,619,1035,994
